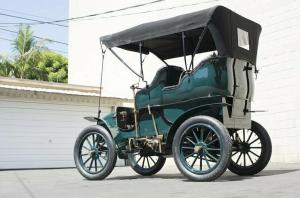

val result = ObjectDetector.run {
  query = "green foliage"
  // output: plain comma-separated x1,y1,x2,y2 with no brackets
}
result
13,24,36,56
37,50,68,83
0,24,68,83
0,55,14,77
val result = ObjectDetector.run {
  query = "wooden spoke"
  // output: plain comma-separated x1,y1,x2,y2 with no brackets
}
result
206,147,221,151
200,154,203,171
82,146,90,151
83,156,92,165
149,156,156,164
236,152,242,164
206,151,218,162
186,137,196,145
249,138,259,145
246,131,254,143
99,155,108,161
185,152,195,159
97,157,103,167
204,131,211,143
86,138,93,149
182,146,194,150
89,158,94,170
235,133,240,142
246,152,254,165
206,138,218,146
92,134,95,147
135,156,142,165
204,155,211,169
142,157,145,168
200,128,204,141
249,150,260,158
192,130,200,143
95,157,97,172
146,157,150,168
250,147,262,149
191,153,199,168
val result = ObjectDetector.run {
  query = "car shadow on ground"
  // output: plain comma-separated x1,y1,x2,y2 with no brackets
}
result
106,169,300,182
216,169,300,182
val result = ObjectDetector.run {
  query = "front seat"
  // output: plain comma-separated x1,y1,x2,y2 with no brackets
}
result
135,65,184,109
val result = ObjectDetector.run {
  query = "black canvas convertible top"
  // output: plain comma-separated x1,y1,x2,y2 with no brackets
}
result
100,6,261,65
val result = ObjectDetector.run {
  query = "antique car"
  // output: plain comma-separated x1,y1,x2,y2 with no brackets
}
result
74,5,272,181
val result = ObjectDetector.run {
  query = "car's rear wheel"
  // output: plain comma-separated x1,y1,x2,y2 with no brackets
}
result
128,153,166,176
228,120,272,175
74,125,117,180
173,116,232,181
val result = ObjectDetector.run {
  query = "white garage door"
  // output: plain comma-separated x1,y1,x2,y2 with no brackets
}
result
0,94,123,169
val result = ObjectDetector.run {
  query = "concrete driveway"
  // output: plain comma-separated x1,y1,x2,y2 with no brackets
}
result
1,161,300,198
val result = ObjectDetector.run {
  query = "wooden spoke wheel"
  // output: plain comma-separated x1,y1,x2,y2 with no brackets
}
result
173,116,232,181
74,126,117,180
128,153,166,176
228,120,272,176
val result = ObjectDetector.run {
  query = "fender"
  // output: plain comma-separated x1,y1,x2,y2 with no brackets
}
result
165,102,229,150
84,116,112,137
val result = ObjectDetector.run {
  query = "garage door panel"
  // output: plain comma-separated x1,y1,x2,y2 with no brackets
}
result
0,137,76,145
0,161,74,169
0,155,74,162
0,100,98,111
0,107,98,115
0,120,91,129
0,97,99,108
0,108,110,118
0,95,123,169
0,131,81,137
0,149,74,156
0,114,96,122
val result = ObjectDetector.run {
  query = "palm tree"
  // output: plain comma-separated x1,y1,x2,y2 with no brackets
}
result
0,24,68,82
12,24,47,79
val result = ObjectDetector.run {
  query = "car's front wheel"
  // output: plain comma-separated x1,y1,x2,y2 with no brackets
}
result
74,125,117,180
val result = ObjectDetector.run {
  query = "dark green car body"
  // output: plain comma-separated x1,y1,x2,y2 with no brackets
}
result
102,56,254,156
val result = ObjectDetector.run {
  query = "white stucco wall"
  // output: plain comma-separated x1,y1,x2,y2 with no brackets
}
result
68,0,300,163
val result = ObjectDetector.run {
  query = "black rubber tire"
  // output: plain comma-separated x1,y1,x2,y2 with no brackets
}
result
228,120,272,176
128,154,166,176
172,116,232,181
74,125,117,180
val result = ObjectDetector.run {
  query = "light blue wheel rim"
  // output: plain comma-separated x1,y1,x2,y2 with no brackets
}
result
78,132,109,174
178,123,223,175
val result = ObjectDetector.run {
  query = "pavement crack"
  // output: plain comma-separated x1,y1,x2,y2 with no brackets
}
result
14,172,36,198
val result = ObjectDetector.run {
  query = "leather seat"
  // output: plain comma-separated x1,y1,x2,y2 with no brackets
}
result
135,65,184,109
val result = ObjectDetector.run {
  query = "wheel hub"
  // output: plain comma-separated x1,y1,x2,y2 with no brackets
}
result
194,143,207,154
89,147,100,157
194,145,202,153
237,142,250,153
